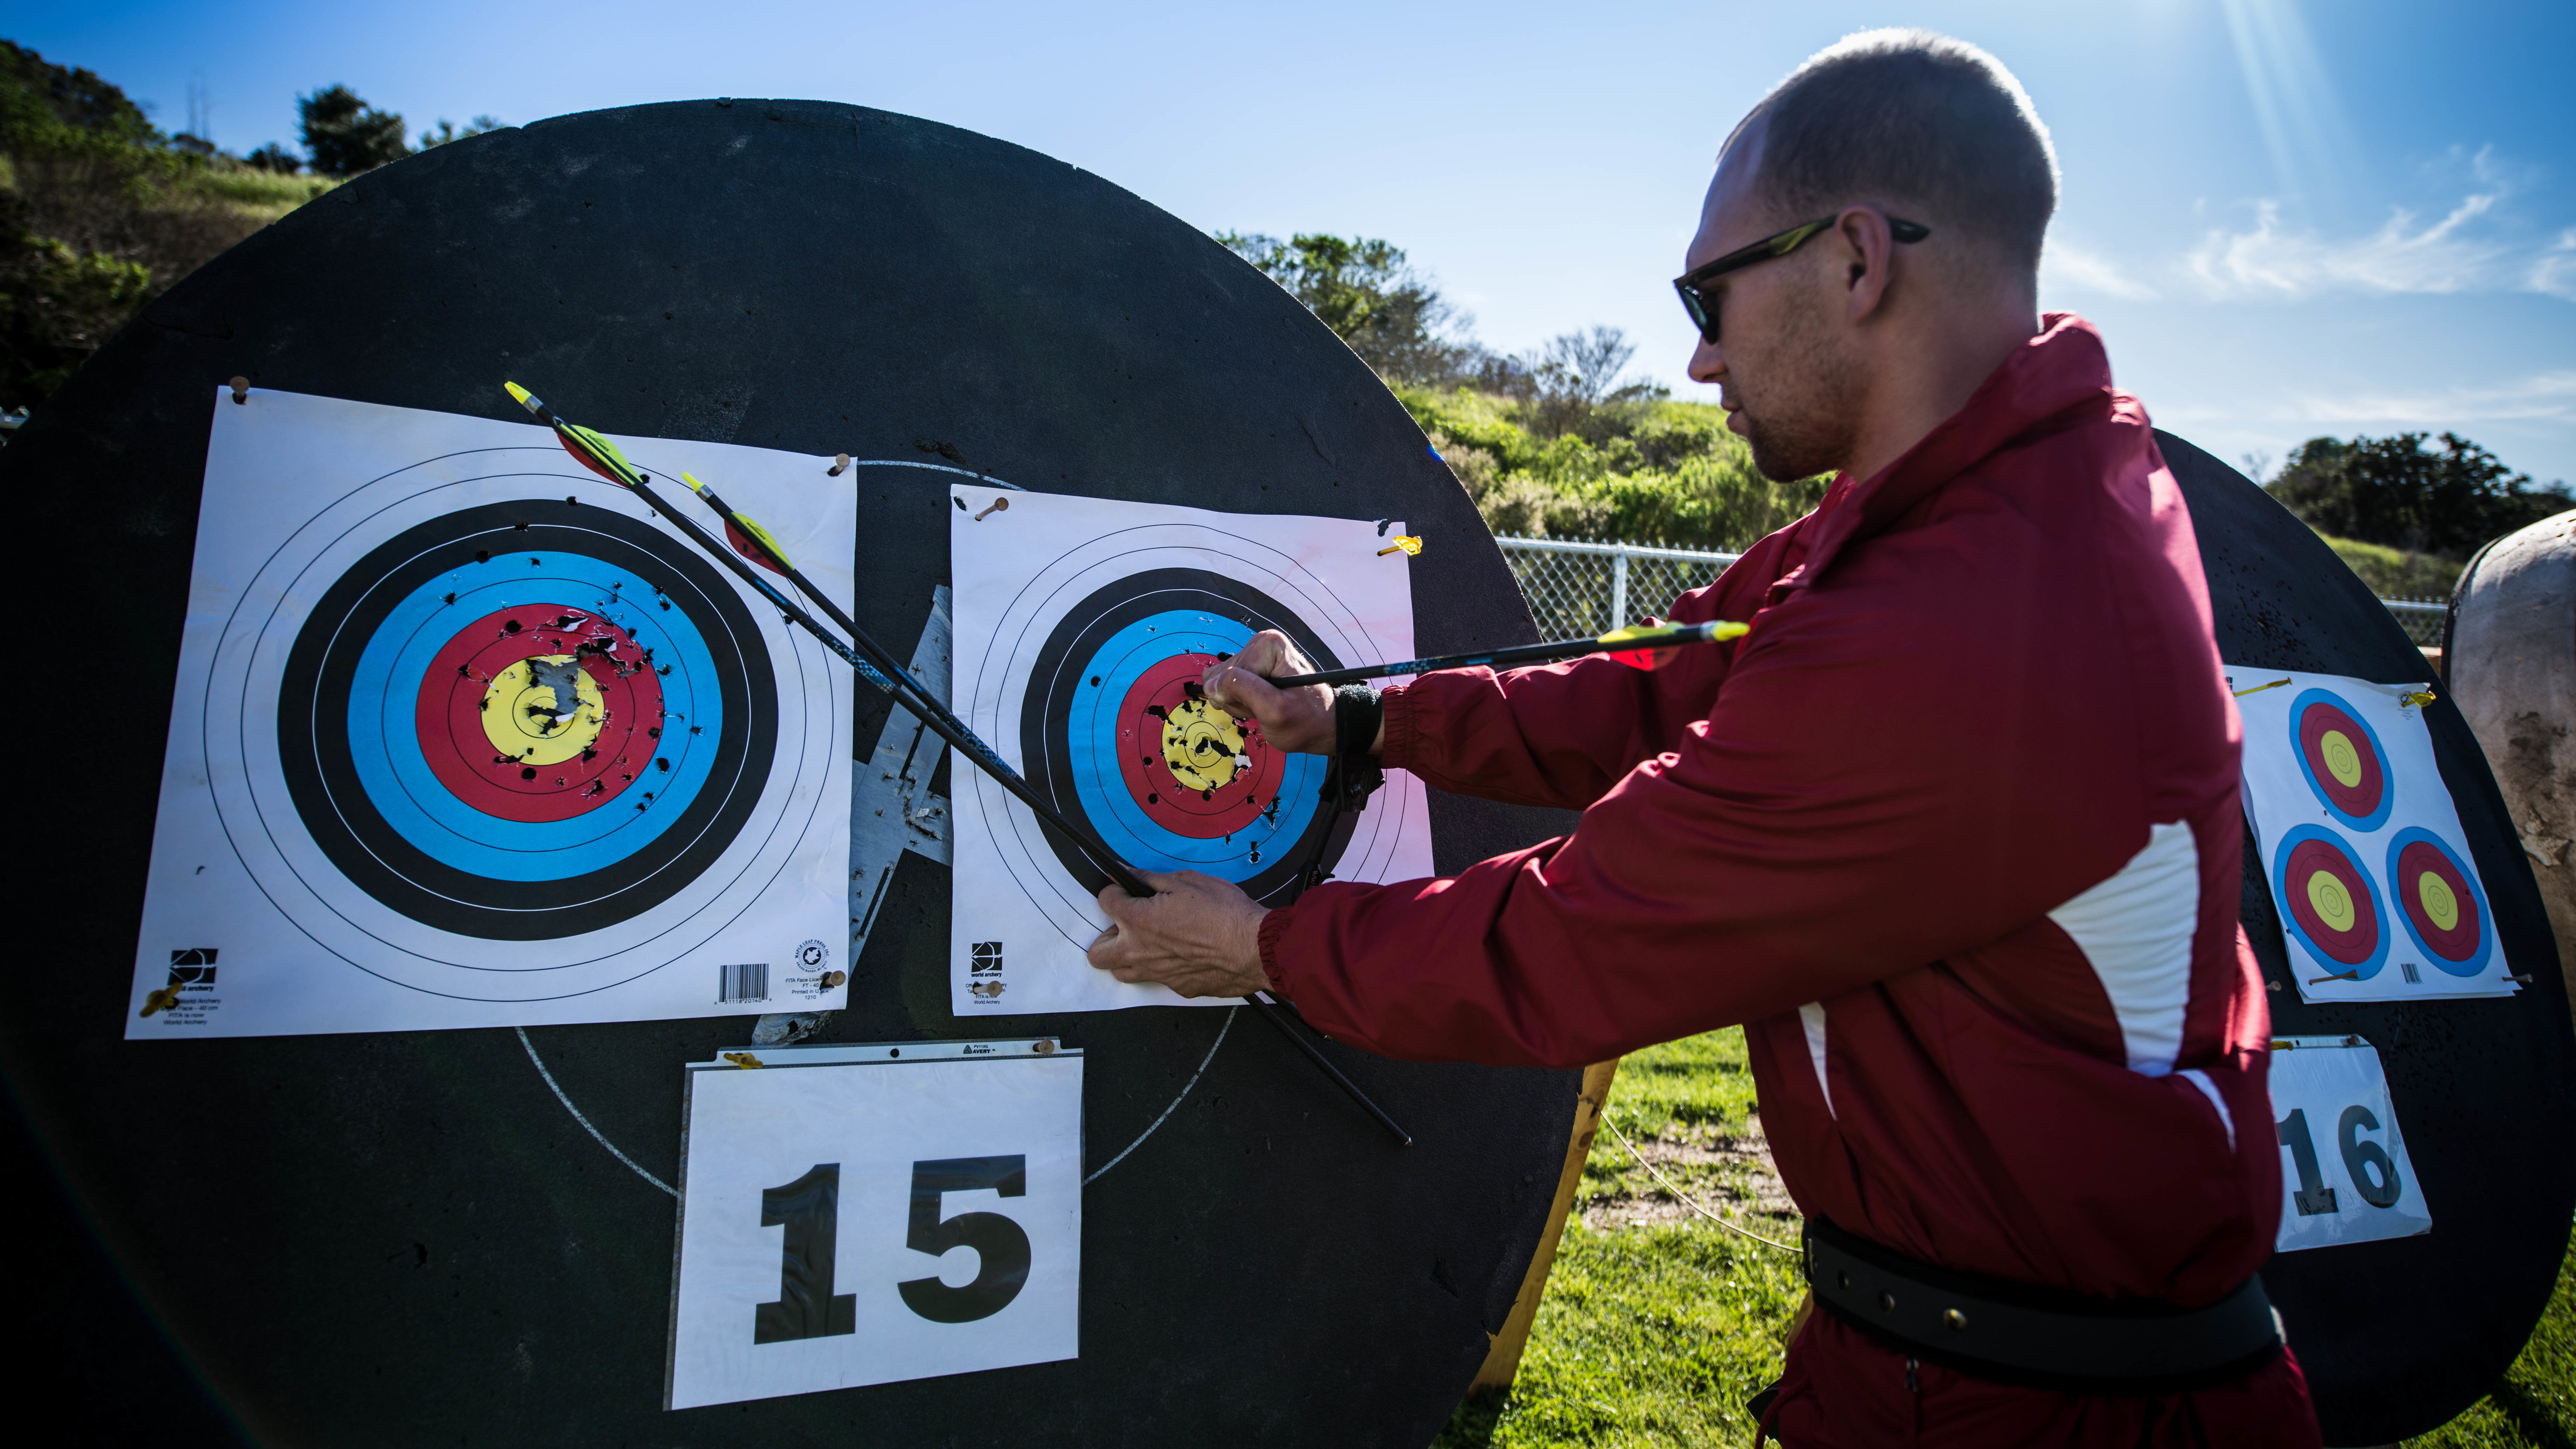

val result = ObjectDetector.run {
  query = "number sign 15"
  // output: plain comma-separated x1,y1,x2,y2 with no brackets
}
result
2267,1035,2431,1254
667,1048,1083,1410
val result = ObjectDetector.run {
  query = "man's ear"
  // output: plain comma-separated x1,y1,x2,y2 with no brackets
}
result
1830,206,1897,322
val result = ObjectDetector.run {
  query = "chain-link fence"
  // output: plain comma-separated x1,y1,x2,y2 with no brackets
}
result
1498,537,1744,639
1498,536,2453,649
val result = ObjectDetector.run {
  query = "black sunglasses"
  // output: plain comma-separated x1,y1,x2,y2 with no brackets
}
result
1673,214,1931,344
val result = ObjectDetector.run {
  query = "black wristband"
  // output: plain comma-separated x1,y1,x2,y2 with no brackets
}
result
1327,685,1386,811
1332,685,1383,760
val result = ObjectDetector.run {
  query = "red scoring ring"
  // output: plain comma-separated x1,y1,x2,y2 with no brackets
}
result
414,604,665,822
2394,839,2483,961
2296,701,2387,821
1113,653,1284,840
2283,835,2381,965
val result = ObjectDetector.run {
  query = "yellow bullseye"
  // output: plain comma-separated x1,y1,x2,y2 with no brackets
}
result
2417,871,2460,932
481,655,607,766
2319,729,2364,789
1161,697,1247,793
2305,869,2356,934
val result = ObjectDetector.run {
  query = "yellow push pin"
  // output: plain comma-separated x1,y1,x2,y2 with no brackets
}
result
2399,689,2436,708
1377,534,1423,557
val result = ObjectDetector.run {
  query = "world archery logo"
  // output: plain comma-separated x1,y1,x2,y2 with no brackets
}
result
797,939,828,969
140,949,220,1018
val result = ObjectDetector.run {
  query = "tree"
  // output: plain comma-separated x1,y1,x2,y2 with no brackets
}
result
243,143,300,174
2267,432,2571,560
298,85,408,177
419,114,503,149
1528,326,1667,439
1216,231,1491,386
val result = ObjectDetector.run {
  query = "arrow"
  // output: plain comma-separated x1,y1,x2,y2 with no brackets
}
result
505,384,1411,1146
1266,618,1748,690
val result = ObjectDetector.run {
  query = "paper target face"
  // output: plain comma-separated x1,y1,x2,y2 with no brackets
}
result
2272,824,2390,979
2290,688,2394,832
951,489,1437,1014
131,390,854,1035
2385,827,2493,977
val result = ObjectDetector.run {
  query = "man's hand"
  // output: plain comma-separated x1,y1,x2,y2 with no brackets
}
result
1200,629,1338,755
1087,870,1272,998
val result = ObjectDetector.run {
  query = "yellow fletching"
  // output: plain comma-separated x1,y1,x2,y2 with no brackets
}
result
730,511,792,569
1596,620,1749,646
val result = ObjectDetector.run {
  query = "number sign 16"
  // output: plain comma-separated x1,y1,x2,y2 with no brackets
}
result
2267,1035,2431,1254
667,1051,1082,1410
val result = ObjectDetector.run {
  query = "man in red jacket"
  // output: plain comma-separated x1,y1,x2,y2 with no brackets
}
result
1089,28,2320,1447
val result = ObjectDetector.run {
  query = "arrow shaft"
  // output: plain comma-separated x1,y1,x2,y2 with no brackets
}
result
1269,621,1730,689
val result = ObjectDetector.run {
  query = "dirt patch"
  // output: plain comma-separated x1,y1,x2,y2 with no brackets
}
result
1581,1116,1799,1232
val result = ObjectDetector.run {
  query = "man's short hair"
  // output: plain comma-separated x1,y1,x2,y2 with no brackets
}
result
1730,30,2059,277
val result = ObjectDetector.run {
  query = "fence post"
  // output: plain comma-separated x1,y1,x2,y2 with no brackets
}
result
1609,546,1629,631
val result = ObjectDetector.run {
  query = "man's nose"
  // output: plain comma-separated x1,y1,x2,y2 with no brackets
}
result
1688,336,1729,386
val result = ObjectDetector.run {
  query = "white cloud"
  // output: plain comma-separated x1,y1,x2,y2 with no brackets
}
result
2283,370,2576,427
2182,192,2528,299
2531,228,2576,302
2041,240,2160,302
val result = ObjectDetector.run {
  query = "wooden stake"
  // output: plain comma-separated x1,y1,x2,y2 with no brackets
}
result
1471,1058,1622,1392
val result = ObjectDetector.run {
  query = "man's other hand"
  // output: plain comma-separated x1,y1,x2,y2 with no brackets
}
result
1088,870,1272,998
1201,630,1336,755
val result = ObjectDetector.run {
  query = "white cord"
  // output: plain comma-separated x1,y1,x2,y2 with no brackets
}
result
1599,1110,1798,1253
1084,1008,1237,1185
516,1027,678,1198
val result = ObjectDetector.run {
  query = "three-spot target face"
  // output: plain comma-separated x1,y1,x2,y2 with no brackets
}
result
2272,824,2390,980
2291,688,2394,831
280,500,778,939
2385,826,2492,976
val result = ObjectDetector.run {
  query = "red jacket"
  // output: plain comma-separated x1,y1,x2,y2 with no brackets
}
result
1261,317,2320,1445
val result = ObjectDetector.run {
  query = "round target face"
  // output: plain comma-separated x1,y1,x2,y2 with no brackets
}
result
2290,688,2393,831
2385,827,2493,976
2272,824,2390,979
1021,569,1336,900
962,523,1427,952
281,500,776,939
197,446,841,1000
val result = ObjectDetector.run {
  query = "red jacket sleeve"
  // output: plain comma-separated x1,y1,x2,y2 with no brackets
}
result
1380,657,1679,811
1262,545,2147,1069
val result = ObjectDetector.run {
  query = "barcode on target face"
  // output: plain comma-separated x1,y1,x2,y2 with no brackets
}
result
719,963,769,1003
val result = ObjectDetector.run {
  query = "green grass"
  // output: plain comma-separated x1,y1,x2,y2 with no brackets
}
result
180,164,335,219
1442,1028,2576,1449
2322,533,2464,601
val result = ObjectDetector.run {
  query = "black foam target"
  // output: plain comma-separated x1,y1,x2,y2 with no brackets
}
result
5,100,1581,1449
2163,432,2575,1447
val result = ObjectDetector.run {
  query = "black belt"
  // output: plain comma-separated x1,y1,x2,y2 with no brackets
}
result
1801,1218,2283,1393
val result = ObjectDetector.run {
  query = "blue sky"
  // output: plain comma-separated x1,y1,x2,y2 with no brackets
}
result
20,0,2576,485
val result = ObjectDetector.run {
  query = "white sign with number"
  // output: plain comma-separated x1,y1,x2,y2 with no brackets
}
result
2268,1035,2431,1253
665,1041,1082,1410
